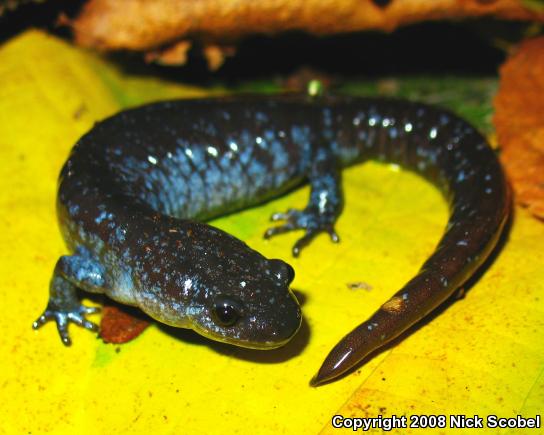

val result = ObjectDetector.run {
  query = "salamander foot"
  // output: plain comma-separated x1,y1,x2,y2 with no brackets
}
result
33,304,100,346
264,207,339,256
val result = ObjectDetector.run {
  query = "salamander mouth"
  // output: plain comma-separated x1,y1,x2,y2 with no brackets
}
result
190,322,300,349
225,336,297,350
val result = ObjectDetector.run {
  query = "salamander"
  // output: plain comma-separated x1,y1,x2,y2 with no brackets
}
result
33,94,510,386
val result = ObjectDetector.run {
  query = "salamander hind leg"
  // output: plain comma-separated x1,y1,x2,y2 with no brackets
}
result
32,248,106,345
264,146,343,256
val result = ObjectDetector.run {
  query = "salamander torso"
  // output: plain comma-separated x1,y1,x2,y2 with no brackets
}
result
33,94,510,385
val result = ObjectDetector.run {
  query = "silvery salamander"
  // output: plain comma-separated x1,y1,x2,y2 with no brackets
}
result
33,94,510,386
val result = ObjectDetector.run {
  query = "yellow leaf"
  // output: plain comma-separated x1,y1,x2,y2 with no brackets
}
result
1,30,543,434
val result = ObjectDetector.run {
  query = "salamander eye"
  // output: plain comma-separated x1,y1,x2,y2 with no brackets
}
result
283,263,295,284
269,259,295,285
211,295,243,327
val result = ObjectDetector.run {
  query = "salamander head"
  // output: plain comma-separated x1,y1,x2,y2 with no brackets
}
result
190,257,301,349
178,227,301,349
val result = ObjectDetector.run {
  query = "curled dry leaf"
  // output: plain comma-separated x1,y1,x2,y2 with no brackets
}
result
494,36,544,219
73,0,544,53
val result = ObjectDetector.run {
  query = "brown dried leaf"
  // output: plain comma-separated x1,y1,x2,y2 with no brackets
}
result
73,0,544,52
203,44,236,70
494,36,544,219
144,40,192,65
99,304,150,343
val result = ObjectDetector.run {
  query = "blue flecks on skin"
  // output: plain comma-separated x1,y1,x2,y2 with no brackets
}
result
357,130,368,142
68,203,80,216
263,129,276,143
246,159,268,192
388,127,398,139
322,108,333,128
239,130,253,147
270,140,289,171
290,125,311,145
204,160,227,209
190,146,209,173
329,140,339,156
95,210,112,224
113,226,127,242
456,170,466,183
339,143,359,164
187,172,206,214
68,248,105,285
439,114,450,125
255,111,269,123
239,144,253,166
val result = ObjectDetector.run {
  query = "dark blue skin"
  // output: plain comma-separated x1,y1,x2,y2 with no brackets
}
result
33,94,510,386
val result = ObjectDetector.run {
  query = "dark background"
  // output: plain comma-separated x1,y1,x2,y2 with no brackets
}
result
1,0,525,85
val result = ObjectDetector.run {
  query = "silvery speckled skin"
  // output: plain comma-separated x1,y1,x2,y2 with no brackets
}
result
33,94,510,385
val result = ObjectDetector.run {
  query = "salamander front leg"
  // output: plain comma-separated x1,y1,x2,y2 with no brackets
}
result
265,147,343,256
33,248,106,345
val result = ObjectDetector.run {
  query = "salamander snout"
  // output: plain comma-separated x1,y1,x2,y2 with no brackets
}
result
272,289,302,344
